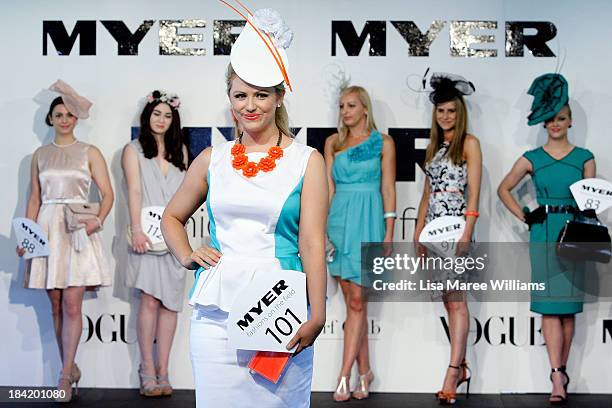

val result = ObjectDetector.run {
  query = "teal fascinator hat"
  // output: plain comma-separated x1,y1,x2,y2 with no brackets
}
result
527,73,568,126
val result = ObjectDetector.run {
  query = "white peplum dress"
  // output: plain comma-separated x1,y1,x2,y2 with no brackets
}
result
189,139,315,408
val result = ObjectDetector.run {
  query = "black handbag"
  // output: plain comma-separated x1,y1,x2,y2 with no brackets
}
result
556,210,611,263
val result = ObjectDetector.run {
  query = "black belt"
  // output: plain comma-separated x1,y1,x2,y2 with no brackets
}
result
524,205,578,229
536,205,578,215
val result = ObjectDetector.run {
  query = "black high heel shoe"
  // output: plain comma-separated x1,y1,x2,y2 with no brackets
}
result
458,359,471,399
560,365,570,392
549,367,568,405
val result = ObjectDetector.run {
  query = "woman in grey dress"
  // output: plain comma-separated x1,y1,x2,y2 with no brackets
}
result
121,90,188,397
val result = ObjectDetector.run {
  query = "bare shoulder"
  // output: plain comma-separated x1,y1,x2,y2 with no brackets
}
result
122,141,138,155
306,148,325,167
32,145,45,158
464,134,481,152
464,134,480,146
325,132,339,146
191,146,212,169
381,133,395,145
86,144,105,160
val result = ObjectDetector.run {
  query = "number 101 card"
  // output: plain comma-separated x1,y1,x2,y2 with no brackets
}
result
227,269,307,353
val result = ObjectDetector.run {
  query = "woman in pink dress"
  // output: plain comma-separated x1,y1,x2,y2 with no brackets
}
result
17,83,114,402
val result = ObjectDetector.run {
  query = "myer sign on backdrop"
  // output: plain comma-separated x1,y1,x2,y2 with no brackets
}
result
1,0,611,393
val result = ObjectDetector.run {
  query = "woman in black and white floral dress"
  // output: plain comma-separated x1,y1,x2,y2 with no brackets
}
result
414,73,482,405
425,143,467,221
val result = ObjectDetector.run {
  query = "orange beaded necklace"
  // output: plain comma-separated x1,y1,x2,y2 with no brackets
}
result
231,131,284,178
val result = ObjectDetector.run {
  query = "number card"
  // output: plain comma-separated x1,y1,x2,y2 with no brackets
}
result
228,270,307,353
141,206,165,244
418,216,466,258
12,218,50,259
570,178,612,214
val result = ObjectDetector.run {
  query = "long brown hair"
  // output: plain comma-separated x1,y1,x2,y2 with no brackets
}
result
425,96,468,165
333,86,378,152
225,64,293,139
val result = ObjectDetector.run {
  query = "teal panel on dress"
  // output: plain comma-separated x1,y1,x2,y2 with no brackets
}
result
275,177,304,272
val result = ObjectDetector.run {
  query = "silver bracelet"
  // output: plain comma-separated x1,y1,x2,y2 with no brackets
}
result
383,211,397,219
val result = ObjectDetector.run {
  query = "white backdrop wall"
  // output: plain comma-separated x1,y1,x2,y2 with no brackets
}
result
1,0,611,393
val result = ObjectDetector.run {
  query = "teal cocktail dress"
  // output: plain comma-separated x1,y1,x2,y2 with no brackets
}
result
523,146,594,315
328,130,385,285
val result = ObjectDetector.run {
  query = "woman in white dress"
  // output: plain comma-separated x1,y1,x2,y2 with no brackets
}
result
161,6,327,408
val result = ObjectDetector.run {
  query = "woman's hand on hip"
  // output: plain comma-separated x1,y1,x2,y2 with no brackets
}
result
182,246,222,270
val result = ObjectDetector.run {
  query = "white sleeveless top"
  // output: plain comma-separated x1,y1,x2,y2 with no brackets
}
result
189,139,314,312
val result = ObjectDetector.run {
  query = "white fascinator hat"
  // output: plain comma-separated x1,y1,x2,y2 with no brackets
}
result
222,1,293,90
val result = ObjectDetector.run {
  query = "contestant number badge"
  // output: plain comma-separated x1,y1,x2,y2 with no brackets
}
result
570,178,612,214
12,218,50,259
418,216,466,259
228,270,307,353
141,206,165,244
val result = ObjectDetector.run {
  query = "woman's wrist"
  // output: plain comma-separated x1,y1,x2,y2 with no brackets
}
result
308,312,326,326
383,211,397,219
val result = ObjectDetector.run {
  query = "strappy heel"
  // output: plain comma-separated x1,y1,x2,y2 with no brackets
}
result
560,365,570,392
458,359,471,399
436,359,471,405
71,363,81,392
54,372,74,403
549,367,568,405
157,374,173,396
138,366,162,397
352,370,374,400
436,365,459,405
332,376,351,402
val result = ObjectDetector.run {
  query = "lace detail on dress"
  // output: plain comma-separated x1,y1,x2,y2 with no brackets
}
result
347,131,383,162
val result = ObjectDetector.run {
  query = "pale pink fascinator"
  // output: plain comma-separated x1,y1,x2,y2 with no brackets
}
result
48,80,93,119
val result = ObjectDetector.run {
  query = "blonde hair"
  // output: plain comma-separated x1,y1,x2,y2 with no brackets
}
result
225,64,293,139
425,96,468,166
333,86,378,152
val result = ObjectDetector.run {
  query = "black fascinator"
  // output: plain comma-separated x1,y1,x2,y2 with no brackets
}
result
429,72,475,104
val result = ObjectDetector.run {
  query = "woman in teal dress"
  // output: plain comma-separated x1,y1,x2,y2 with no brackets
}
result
324,86,396,401
498,73,596,405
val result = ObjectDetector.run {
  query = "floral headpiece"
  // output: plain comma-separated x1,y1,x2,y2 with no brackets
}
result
146,90,180,109
221,0,293,90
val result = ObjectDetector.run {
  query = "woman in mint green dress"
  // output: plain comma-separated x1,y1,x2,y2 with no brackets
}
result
498,73,596,405
324,86,396,402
